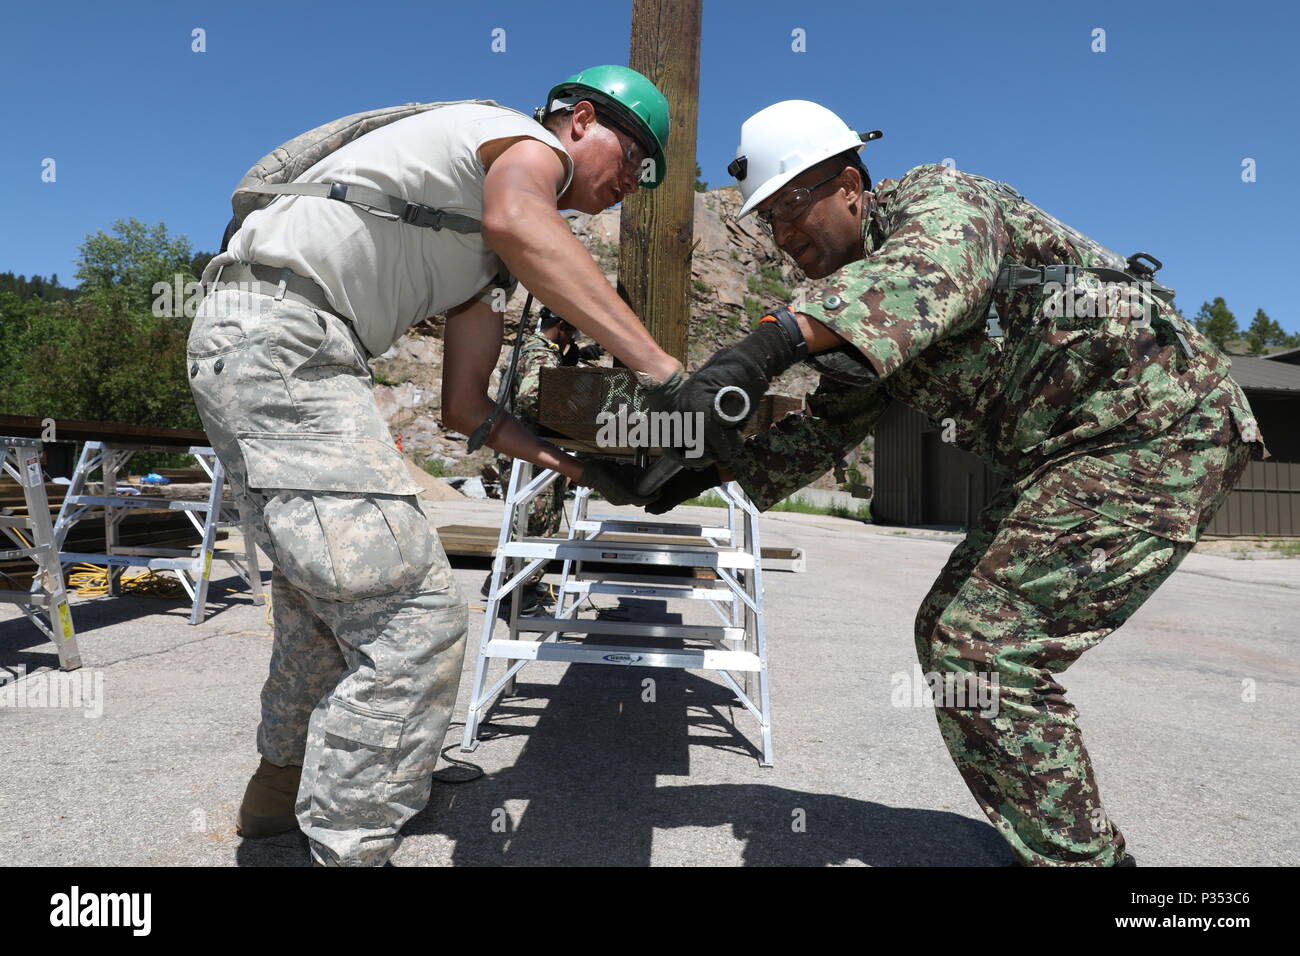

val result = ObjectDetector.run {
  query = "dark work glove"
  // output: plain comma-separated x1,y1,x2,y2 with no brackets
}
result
562,342,606,366
646,322,799,467
577,459,655,507
646,464,723,515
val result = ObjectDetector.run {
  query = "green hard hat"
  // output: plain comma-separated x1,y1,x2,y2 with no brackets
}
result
544,65,670,189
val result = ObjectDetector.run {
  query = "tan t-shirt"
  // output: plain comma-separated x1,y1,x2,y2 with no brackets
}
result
207,103,573,356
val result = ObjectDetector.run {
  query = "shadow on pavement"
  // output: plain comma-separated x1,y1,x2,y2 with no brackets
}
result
407,661,1007,866
0,571,266,671
230,595,1009,866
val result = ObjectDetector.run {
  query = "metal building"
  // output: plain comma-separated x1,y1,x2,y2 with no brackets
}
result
871,354,1300,537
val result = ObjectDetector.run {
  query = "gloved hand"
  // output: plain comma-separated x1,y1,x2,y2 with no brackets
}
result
577,459,655,507
646,463,723,515
562,342,605,366
644,368,739,466
645,322,798,467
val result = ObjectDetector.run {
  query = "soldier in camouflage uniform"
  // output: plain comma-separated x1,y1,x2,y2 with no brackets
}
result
647,101,1265,866
191,69,675,866
492,312,590,540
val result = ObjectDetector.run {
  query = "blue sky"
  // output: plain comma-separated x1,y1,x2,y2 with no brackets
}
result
2,0,1296,332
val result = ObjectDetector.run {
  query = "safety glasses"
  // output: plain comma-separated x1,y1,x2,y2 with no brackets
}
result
756,171,843,227
597,112,650,173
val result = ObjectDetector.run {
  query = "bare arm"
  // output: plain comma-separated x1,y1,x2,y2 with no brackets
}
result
481,138,679,382
795,312,848,352
440,298,585,481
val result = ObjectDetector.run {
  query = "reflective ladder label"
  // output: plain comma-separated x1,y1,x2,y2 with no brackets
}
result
57,602,74,640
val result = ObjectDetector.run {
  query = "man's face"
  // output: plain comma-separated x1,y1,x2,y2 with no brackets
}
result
756,164,864,280
563,102,647,214
542,319,575,347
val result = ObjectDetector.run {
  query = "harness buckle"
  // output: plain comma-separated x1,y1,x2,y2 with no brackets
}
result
1126,252,1162,280
401,202,435,226
1039,264,1071,286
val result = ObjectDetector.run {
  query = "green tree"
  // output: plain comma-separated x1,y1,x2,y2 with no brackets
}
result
0,291,71,413
1,219,201,433
1246,308,1287,354
694,162,708,192
0,271,78,302
189,250,216,280
18,301,199,429
74,217,198,314
1192,297,1238,350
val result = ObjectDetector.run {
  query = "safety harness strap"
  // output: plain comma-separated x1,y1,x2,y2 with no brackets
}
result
466,294,535,454
243,182,483,234
994,262,1176,304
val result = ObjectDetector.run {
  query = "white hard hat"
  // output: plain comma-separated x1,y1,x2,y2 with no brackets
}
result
728,100,882,219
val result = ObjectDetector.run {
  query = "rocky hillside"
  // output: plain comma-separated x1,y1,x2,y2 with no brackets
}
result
370,186,871,491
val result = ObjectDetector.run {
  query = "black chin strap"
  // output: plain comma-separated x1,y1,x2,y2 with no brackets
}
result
466,294,534,453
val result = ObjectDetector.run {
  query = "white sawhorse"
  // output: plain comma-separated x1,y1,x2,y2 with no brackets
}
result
51,441,265,624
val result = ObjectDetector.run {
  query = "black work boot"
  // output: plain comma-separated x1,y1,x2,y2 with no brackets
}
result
236,757,302,838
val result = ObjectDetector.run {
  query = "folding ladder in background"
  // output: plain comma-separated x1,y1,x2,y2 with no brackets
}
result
50,441,266,625
0,437,80,670
460,459,773,766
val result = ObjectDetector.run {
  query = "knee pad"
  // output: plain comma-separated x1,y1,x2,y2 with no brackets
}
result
260,491,440,602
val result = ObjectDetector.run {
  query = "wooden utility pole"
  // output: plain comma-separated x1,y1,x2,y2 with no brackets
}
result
618,0,702,365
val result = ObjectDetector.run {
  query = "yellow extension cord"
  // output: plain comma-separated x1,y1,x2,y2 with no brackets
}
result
9,526,183,597
66,563,186,598
9,525,273,633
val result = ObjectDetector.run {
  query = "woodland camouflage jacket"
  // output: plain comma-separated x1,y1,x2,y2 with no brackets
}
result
730,164,1263,541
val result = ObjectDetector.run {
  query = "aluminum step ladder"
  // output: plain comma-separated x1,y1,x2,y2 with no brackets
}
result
460,459,773,766
0,437,80,670
50,441,265,625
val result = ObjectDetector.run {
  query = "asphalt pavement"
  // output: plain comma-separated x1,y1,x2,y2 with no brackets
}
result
2,499,1295,866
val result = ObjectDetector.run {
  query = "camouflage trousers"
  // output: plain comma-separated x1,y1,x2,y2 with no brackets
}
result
914,399,1254,866
187,285,468,866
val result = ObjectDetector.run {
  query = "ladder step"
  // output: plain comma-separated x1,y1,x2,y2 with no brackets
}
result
483,639,762,671
512,615,743,643
0,546,51,561
59,552,196,570
109,546,199,558
501,538,754,569
573,518,733,540
573,570,719,587
563,580,734,601
65,495,210,512
0,589,50,606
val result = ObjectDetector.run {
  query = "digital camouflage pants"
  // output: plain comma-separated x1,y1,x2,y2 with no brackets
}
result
188,284,468,866
914,382,1256,865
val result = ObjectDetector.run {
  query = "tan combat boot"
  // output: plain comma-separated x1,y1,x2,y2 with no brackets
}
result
236,757,302,838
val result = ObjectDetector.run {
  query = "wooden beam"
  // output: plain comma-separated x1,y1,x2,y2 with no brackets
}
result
618,0,703,365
